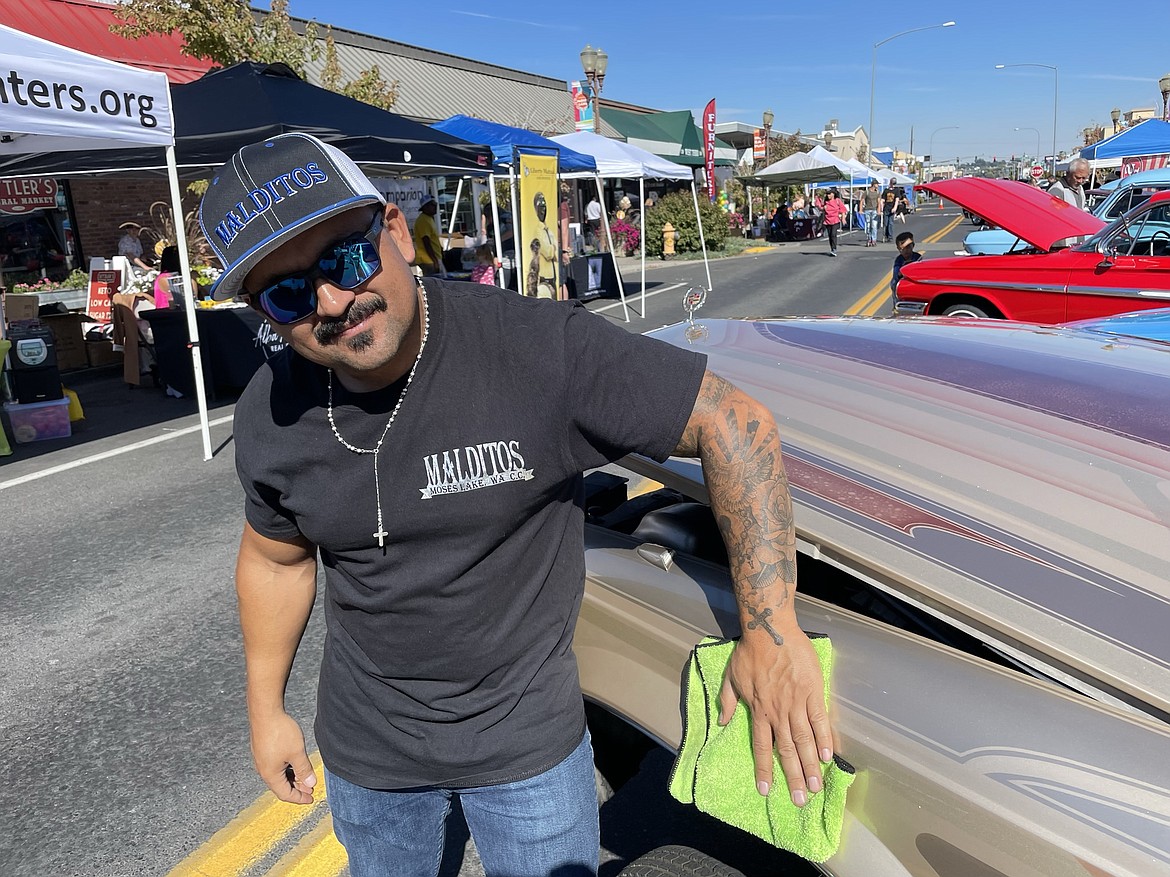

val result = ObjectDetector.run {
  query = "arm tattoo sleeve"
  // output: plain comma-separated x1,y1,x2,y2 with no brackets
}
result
676,371,797,646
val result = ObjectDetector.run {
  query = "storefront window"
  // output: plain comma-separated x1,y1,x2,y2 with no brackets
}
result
0,177,75,289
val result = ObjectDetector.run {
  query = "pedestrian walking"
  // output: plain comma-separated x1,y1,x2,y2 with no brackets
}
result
822,188,846,256
890,231,922,294
881,188,897,242
198,132,835,877
862,181,881,246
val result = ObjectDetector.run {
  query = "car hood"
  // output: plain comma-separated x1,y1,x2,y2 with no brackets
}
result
646,315,1170,721
923,177,1106,250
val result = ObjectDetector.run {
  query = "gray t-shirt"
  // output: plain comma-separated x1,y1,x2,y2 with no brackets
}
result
233,278,706,789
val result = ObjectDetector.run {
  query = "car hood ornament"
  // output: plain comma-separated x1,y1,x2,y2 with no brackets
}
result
683,286,708,343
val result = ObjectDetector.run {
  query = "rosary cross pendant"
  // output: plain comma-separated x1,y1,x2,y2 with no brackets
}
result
373,528,389,548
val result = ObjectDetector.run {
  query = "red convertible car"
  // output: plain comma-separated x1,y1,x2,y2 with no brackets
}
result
895,177,1170,320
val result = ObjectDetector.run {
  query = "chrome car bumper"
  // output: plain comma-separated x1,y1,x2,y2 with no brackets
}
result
893,299,928,315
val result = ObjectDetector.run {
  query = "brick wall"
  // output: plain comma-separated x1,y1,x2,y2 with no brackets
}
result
68,179,201,266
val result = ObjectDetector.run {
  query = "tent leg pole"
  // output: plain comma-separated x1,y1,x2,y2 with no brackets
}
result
692,180,713,293
167,145,213,461
639,178,646,318
596,174,628,322
448,178,465,236
489,173,504,287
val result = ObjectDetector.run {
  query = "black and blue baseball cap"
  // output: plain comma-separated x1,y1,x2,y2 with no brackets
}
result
199,133,385,300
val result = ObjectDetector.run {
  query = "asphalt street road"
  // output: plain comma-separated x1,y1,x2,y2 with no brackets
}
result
0,206,964,877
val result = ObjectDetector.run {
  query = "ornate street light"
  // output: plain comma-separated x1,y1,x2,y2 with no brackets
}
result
869,22,955,167
761,108,774,167
579,44,608,134
1160,73,1170,123
1111,107,1121,134
996,63,1059,177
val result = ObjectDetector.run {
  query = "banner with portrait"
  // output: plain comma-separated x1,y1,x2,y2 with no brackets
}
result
516,153,560,299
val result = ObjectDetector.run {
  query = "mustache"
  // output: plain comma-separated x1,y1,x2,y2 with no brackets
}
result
314,296,387,345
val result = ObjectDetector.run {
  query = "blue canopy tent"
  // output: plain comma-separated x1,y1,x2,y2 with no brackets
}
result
431,116,601,289
1074,119,1170,170
431,116,597,173
1081,119,1170,160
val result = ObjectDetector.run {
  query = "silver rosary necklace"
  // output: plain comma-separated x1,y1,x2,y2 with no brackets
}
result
326,282,430,548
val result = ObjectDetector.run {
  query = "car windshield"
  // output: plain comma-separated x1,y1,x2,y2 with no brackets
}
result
1083,199,1170,255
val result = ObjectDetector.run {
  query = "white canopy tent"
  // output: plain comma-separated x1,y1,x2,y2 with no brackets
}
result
552,131,710,320
739,145,850,186
0,24,212,460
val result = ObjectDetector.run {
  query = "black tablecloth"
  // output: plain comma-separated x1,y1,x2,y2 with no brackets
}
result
141,306,287,398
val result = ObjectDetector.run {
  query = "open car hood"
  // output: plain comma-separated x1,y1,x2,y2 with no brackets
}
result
923,177,1106,250
642,315,1170,721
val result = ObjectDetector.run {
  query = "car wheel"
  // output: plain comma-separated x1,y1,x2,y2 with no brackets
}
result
618,845,746,877
941,303,991,318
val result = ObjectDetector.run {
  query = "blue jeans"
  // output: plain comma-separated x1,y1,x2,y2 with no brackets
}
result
864,209,879,242
326,730,599,877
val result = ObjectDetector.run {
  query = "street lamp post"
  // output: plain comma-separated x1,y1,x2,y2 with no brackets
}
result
928,126,958,180
761,108,774,168
1160,73,1170,123
1015,126,1041,163
579,44,608,134
869,21,955,167
996,63,1058,177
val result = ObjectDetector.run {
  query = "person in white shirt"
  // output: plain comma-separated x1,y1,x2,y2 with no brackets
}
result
585,195,605,251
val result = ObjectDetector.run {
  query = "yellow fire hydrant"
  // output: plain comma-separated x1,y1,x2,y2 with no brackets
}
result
662,222,677,258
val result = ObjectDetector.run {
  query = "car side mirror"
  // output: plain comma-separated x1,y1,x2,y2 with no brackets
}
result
1096,246,1117,269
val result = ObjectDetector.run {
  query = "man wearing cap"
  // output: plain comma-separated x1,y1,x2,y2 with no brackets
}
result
117,221,152,274
411,195,445,276
202,132,833,877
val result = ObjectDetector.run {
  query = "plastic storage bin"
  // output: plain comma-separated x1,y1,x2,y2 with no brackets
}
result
4,397,72,443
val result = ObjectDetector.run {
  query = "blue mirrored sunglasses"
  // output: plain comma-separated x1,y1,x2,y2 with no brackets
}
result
250,211,383,325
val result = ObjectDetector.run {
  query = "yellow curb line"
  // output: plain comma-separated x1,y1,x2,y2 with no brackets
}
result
167,752,327,877
262,815,348,877
845,214,964,316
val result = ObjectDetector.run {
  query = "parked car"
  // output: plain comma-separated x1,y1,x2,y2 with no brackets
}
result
578,314,1170,876
1066,305,1170,344
895,177,1170,320
962,168,1170,255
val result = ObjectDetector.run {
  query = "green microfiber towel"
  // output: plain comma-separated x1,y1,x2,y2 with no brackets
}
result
668,635,854,863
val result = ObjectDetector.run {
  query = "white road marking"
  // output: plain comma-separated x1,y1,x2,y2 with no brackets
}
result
590,282,687,315
0,414,236,491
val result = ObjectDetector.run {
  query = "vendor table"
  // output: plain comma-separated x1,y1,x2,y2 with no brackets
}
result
141,305,286,398
787,215,824,241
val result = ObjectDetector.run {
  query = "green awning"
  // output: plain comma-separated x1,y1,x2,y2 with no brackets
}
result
604,108,736,166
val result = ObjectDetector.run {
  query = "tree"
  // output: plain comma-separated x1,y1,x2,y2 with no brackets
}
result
113,0,318,76
320,29,399,111
113,0,397,109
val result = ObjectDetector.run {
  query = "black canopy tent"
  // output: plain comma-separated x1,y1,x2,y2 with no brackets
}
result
0,62,493,178
0,61,492,462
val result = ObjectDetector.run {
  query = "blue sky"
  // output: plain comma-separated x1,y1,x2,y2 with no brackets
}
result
281,0,1169,163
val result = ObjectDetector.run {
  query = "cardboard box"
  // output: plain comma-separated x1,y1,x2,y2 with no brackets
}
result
40,313,89,371
4,397,71,443
85,339,123,368
3,292,39,324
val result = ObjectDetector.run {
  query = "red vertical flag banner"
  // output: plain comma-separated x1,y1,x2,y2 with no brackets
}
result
703,99,717,202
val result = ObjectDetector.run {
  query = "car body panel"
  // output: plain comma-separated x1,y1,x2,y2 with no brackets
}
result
576,315,1170,876
898,186,1170,320
924,177,1105,250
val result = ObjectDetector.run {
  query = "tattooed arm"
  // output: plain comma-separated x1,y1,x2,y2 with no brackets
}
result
675,370,834,806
